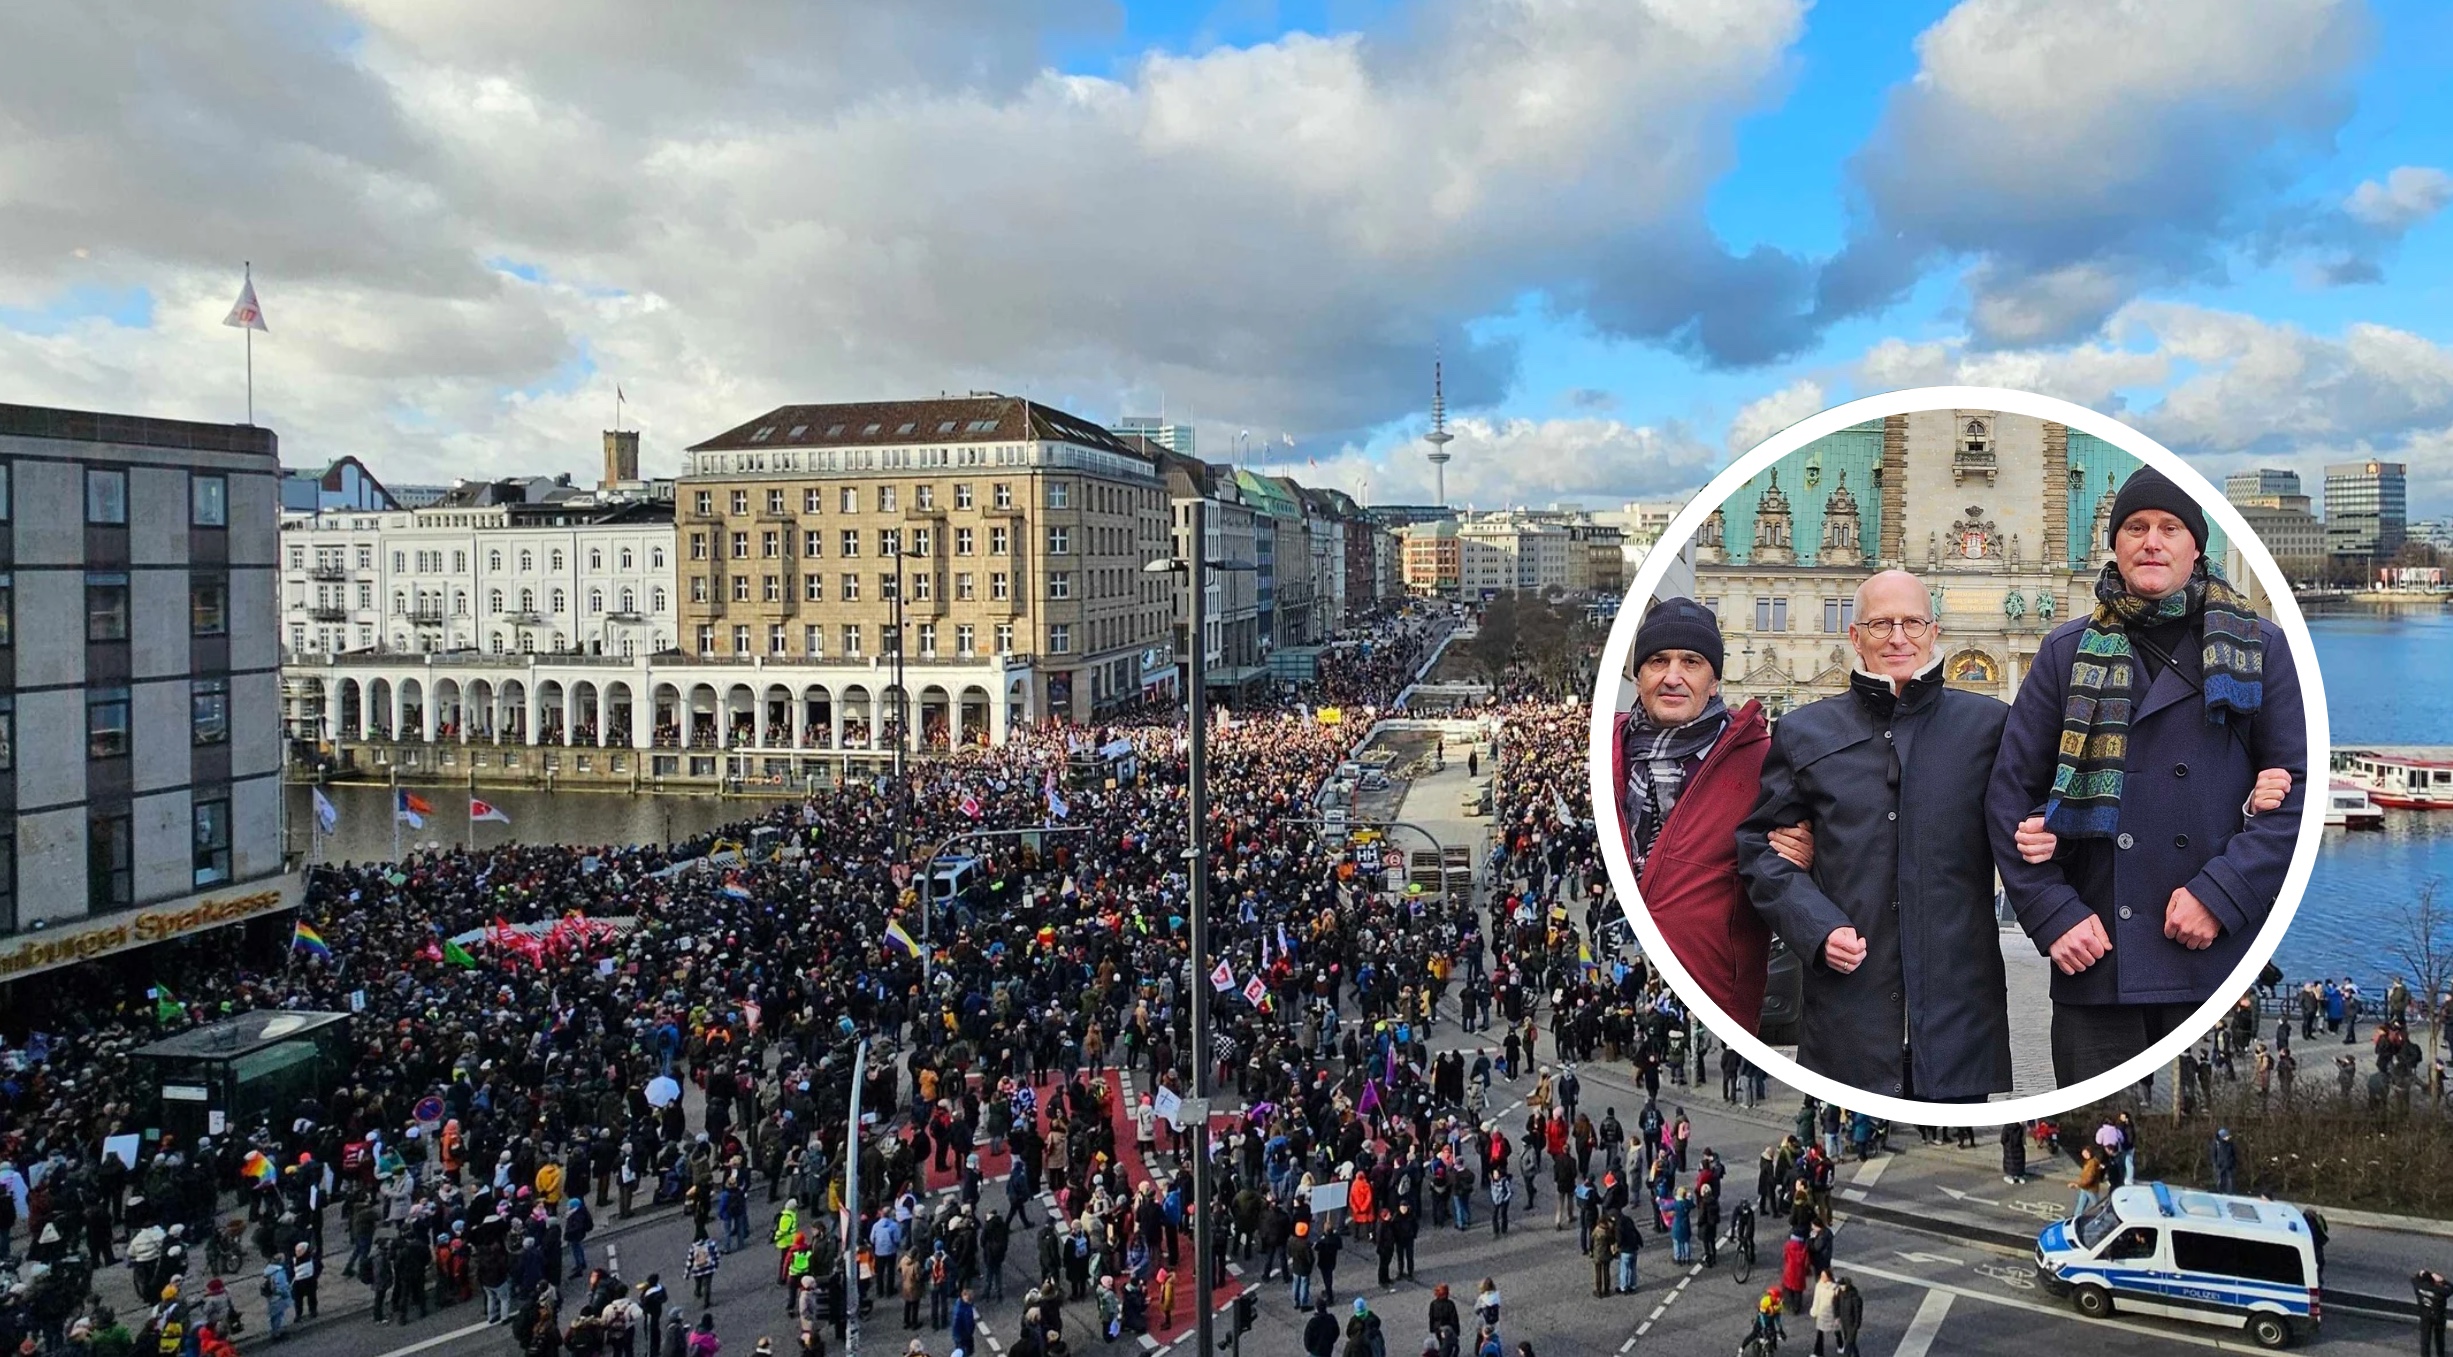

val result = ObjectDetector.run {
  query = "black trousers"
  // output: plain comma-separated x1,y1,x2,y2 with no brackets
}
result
2052,1003,2196,1088
1899,1050,1989,1105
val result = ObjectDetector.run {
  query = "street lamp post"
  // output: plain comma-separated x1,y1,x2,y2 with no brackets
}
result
1148,499,1215,1356
889,547,926,885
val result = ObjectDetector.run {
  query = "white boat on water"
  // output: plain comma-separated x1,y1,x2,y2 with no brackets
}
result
2333,749,2453,810
2325,779,2385,829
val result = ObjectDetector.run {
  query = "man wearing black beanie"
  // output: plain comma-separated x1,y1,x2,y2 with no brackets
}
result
1612,596,1791,1033
1987,463,2307,1086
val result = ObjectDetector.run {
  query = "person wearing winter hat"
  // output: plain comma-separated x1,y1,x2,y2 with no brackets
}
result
1611,595,1789,1033
1991,463,2306,1086
1740,569,2014,1101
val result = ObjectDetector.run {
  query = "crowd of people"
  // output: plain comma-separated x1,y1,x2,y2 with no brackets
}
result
0,607,1685,1357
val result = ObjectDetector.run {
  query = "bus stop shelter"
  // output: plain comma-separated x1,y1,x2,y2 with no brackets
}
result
132,1011,352,1145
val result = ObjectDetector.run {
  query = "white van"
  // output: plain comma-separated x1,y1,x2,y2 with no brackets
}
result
2035,1182,2320,1348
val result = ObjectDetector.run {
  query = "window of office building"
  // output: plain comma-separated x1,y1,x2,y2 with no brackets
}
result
1047,528,1070,556
192,572,229,636
696,624,715,652
990,572,1009,601
804,624,822,655
731,575,750,603
842,624,862,656
87,572,130,642
916,485,935,510
804,573,823,602
193,678,230,745
767,489,786,514
956,624,975,656
995,623,1014,653
1050,572,1072,600
192,473,228,527
955,527,974,555
730,490,749,515
762,530,781,558
990,526,1010,555
917,623,937,656
841,487,859,513
730,532,749,560
955,484,974,509
88,687,131,758
763,575,781,602
840,530,860,558
955,572,974,601
768,624,787,654
732,624,750,653
804,488,824,514
1047,482,1070,509
1050,624,1071,654
192,798,232,887
86,468,127,524
89,813,133,912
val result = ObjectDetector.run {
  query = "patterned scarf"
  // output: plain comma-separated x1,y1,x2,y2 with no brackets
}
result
1622,695,1731,872
2044,558,2265,838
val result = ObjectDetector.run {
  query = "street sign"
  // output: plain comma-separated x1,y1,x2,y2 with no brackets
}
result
1382,850,1405,870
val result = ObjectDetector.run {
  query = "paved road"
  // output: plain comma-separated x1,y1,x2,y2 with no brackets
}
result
202,723,2448,1357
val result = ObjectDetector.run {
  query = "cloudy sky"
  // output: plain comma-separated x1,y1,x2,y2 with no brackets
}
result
3,0,2449,512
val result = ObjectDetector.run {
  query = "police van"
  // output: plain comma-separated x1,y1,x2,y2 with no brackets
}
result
2035,1182,2320,1348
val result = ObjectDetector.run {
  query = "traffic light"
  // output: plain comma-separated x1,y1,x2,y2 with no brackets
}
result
1233,1292,1257,1333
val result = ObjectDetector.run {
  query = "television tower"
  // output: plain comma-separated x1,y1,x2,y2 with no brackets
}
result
1425,354,1455,507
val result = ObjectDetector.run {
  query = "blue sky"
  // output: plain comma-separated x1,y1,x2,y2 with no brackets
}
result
2,0,2450,511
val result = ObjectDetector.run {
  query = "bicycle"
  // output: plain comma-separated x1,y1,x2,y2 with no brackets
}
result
1727,1205,1758,1286
206,1221,246,1277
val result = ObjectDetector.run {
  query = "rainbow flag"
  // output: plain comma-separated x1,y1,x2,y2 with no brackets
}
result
291,919,332,962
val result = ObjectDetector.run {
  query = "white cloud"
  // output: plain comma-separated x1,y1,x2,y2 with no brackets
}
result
2343,166,2453,231
1329,413,1722,509
1727,379,1824,452
1823,0,2370,343
1852,334,2169,411
0,0,1813,484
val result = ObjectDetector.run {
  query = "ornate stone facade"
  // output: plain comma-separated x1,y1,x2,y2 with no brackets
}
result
1689,411,2234,713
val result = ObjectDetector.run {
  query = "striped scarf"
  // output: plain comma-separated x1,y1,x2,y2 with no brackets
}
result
2043,559,2265,838
1621,696,1730,872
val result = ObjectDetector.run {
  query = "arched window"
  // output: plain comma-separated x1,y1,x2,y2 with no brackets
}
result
619,548,634,570
519,588,535,611
490,633,506,653
619,587,635,612
588,549,602,571
488,589,503,613
488,550,502,571
519,550,534,572
454,590,468,616
392,591,406,615
651,587,667,612
589,589,603,614
550,588,567,612
650,547,665,569
551,549,565,571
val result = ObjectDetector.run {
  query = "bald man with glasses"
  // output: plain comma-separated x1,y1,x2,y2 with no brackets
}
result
1738,570,2014,1102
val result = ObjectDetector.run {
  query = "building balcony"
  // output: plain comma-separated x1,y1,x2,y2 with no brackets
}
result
502,610,545,625
307,605,349,622
407,606,448,624
308,565,349,581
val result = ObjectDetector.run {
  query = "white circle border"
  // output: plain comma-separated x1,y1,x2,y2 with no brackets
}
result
1585,384,2333,1126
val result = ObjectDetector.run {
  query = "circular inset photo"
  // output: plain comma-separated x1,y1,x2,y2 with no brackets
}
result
1587,386,2329,1125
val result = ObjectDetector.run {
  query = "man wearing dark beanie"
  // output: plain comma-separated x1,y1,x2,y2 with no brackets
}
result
1612,596,1794,1033
1988,463,2307,1086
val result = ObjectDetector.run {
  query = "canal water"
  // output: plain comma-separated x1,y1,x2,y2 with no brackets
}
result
283,607,2453,988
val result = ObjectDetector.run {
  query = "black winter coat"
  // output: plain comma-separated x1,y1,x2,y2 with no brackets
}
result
1740,666,2013,1098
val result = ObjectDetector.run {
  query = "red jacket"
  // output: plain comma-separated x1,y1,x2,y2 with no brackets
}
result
1613,701,1773,1034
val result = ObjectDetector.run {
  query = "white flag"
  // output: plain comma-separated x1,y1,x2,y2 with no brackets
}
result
223,277,268,332
469,797,511,824
311,787,339,834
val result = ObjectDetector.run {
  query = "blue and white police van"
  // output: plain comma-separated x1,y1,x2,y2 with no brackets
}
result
2035,1182,2320,1348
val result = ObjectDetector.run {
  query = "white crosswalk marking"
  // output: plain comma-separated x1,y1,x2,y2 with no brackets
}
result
1893,1289,1953,1357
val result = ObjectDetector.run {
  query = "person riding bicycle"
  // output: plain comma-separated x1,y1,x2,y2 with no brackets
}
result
1744,1286,1786,1355
1731,1201,1756,1261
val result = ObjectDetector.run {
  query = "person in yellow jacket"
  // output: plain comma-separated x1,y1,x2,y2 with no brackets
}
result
773,1199,800,1253
536,1160,566,1208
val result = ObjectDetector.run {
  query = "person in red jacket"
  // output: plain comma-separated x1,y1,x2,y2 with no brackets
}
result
1612,597,1808,1033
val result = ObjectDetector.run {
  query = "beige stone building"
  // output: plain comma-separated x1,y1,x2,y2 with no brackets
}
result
679,395,1177,727
1689,411,2240,715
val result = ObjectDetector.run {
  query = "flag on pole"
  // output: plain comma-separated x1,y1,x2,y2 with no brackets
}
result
152,986,185,1025
719,873,753,902
311,787,339,834
441,938,479,970
1242,974,1269,1008
395,790,432,828
290,919,332,962
1209,959,1236,992
959,794,983,819
883,917,922,957
223,276,268,332
1046,780,1070,821
469,797,510,825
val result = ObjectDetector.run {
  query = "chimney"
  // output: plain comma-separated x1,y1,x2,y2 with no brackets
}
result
603,429,641,488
